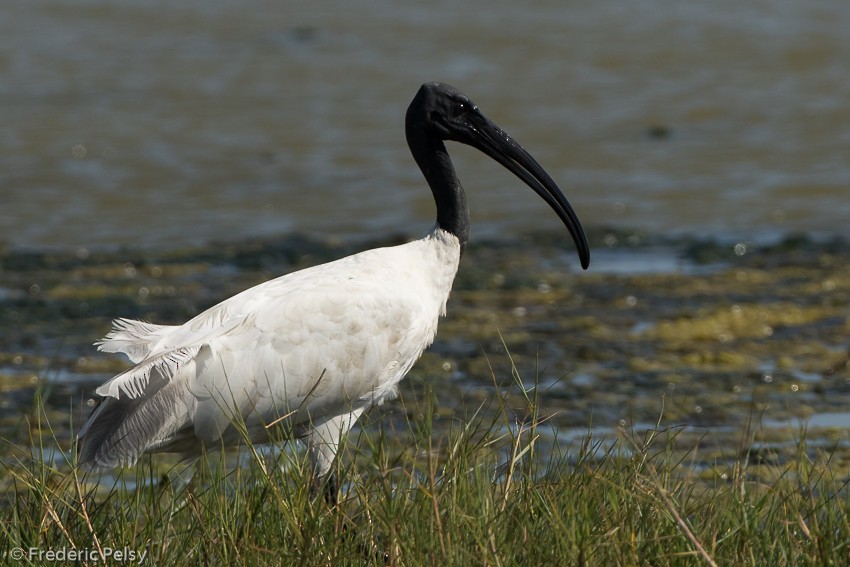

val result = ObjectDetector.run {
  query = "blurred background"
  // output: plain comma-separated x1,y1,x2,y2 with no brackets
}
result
2,0,849,251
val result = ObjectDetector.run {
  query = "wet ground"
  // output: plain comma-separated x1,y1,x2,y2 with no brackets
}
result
3,228,850,481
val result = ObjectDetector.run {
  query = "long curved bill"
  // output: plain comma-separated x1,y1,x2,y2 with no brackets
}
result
458,111,590,270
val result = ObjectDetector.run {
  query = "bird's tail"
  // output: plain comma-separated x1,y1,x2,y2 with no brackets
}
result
76,367,193,470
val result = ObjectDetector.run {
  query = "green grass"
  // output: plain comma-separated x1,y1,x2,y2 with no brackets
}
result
2,375,850,566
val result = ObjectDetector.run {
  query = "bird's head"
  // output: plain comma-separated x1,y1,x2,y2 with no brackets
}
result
406,82,590,270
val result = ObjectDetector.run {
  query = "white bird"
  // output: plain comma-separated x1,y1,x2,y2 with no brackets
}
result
76,82,590,495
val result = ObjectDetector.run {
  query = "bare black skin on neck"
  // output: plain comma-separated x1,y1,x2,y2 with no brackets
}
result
405,88,471,251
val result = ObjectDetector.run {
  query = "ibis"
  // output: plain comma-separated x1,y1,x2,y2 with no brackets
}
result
76,82,590,495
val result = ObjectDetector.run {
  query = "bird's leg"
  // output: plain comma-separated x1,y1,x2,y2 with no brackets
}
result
323,472,339,507
308,470,339,508
306,412,389,563
321,472,390,564
306,409,364,501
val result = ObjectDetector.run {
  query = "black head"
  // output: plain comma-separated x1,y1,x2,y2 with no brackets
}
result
406,82,481,142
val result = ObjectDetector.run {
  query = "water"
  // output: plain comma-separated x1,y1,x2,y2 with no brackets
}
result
2,0,849,250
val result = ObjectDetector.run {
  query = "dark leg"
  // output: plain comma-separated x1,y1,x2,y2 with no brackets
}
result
309,471,339,507
323,472,339,507
311,472,389,563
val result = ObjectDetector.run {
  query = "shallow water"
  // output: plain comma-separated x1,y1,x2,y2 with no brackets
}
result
3,232,850,478
2,0,850,250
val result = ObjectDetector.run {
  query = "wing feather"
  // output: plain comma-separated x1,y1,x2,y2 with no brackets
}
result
96,318,179,363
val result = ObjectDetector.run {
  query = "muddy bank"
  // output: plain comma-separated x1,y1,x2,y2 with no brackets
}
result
2,228,850,477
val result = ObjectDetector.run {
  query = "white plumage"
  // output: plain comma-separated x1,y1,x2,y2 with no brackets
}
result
79,228,459,476
76,82,589,490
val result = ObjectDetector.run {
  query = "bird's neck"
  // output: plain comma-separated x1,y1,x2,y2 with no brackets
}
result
406,131,470,252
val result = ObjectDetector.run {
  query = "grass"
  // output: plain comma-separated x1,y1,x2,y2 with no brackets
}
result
2,366,850,566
